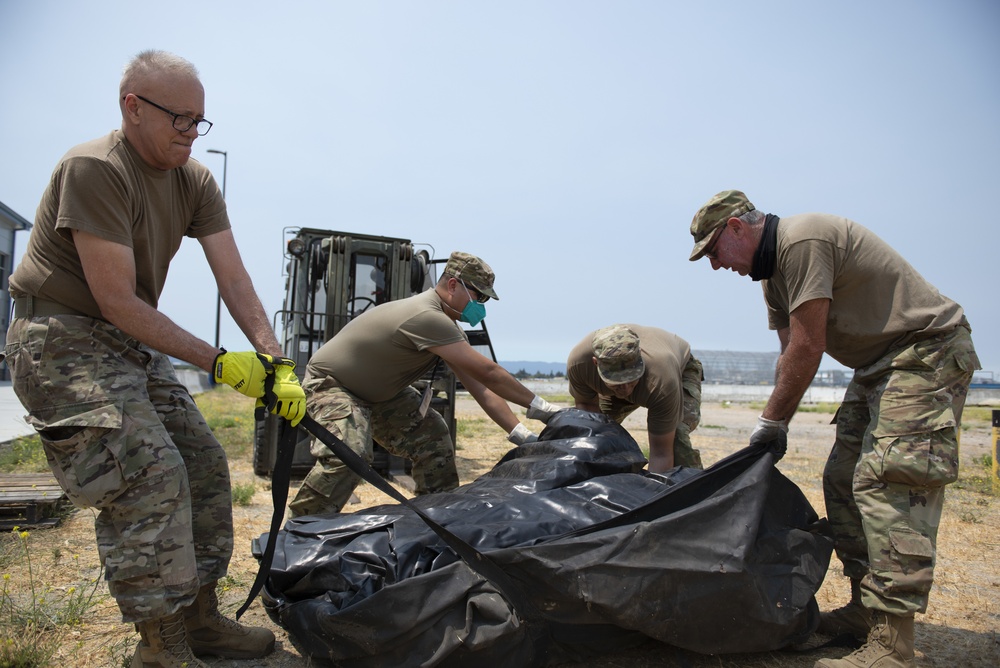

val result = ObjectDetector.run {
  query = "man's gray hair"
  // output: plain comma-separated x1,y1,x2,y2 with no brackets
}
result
739,209,765,226
120,49,199,96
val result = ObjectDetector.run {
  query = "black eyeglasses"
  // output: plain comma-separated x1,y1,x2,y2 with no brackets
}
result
703,225,726,260
130,94,213,136
460,281,489,303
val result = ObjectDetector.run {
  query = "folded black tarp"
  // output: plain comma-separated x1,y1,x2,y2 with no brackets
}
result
259,409,833,667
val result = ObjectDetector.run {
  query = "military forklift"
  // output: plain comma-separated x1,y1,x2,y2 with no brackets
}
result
252,227,497,484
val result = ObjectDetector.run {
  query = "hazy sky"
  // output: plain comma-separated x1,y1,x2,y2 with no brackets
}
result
2,1,997,376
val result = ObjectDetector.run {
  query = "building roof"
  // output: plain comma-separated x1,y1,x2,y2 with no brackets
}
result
0,200,31,231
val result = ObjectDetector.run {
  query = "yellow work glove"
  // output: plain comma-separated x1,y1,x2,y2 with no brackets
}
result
257,354,306,427
213,349,269,398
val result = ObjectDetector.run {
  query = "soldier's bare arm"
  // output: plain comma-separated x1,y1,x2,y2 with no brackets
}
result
73,228,220,371
430,340,536,408
199,229,282,357
448,363,522,433
647,430,677,473
764,297,829,423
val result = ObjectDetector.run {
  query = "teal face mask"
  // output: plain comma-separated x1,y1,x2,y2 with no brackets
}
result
459,284,487,326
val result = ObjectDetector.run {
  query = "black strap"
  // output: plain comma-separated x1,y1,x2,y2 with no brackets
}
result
428,357,442,384
238,413,539,636
236,417,297,619
304,415,536,618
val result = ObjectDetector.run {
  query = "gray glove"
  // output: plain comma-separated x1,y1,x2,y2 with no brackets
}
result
750,415,788,459
525,395,561,424
507,423,539,446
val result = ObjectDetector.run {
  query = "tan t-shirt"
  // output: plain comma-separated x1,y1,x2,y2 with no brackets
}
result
306,289,467,403
763,213,965,369
566,324,691,434
9,130,229,318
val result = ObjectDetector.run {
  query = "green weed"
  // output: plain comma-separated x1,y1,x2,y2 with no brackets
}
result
0,528,104,667
972,453,993,470
106,634,137,668
740,399,841,414
958,509,982,524
216,573,246,591
195,387,256,460
0,626,58,668
232,481,256,506
797,402,841,414
953,452,999,496
0,434,48,474
456,416,495,441
962,406,995,424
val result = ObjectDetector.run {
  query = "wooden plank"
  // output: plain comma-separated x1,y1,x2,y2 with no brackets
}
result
0,487,63,495
1,494,64,504
0,482,63,490
0,473,68,529
0,516,62,530
0,474,64,504
0,473,59,486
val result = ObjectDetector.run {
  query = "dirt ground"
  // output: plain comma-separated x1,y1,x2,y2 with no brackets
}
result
4,398,998,667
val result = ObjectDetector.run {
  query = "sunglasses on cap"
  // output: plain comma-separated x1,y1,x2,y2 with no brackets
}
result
460,281,489,303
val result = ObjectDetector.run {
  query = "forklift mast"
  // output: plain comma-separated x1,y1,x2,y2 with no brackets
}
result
253,227,496,479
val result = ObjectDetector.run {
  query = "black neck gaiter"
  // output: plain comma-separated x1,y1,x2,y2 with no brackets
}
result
750,214,780,281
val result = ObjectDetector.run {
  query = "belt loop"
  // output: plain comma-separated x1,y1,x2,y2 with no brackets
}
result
13,296,35,319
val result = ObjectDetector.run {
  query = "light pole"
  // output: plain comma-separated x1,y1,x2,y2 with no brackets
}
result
206,149,227,349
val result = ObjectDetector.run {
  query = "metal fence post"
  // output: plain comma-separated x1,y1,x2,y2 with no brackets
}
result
992,410,999,493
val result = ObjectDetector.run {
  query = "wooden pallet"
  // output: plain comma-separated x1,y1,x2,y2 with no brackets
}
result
0,473,68,529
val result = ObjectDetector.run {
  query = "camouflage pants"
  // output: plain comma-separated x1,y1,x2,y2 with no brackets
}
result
599,356,704,469
3,316,233,623
288,374,459,517
823,323,979,615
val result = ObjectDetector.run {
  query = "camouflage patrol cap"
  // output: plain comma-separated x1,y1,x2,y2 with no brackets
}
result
592,325,645,385
443,251,499,300
689,190,755,261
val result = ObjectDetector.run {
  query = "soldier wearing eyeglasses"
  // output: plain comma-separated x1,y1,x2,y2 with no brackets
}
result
3,50,306,667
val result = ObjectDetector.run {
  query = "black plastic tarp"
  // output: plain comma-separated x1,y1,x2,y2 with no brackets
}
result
259,410,833,667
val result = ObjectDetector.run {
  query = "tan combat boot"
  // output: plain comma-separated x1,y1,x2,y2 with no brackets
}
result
814,611,915,668
183,582,276,659
131,612,207,668
817,578,872,641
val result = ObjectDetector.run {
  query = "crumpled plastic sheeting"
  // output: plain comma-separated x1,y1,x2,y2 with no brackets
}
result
259,409,833,667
